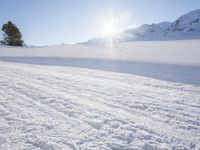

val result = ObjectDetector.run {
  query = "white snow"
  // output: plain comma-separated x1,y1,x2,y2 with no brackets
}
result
0,61,199,150
84,9,200,44
0,40,200,149
0,40,200,66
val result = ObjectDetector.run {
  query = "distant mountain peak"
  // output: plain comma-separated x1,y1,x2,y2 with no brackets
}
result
168,9,200,33
83,9,200,45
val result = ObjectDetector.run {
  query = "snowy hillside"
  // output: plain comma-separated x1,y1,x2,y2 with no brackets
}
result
121,22,171,41
0,61,199,150
167,9,200,38
84,9,200,44
0,40,200,85
0,41,200,149
0,40,200,66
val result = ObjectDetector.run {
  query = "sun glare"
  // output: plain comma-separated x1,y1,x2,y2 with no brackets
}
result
104,20,118,36
103,19,119,36
97,12,132,48
100,17,122,48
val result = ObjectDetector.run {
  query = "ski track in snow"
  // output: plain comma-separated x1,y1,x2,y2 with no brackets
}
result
0,61,199,150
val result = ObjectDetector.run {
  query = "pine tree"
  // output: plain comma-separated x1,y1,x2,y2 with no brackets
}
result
2,21,23,46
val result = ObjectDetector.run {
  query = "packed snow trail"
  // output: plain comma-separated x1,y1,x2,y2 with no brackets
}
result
0,61,199,150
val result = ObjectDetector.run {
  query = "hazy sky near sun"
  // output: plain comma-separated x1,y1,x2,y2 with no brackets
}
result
0,0,200,45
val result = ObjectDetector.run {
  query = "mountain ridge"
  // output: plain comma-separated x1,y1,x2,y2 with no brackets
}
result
83,9,200,45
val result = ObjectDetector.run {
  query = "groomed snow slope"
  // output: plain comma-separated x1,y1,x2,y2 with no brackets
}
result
0,40,200,150
0,61,199,150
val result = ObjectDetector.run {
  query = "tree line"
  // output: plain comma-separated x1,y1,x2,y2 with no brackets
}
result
1,21,23,46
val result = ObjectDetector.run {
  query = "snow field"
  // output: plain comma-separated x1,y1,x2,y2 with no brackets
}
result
0,61,199,150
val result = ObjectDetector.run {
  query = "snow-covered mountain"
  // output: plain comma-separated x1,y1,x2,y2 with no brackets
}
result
120,21,171,41
166,9,200,39
83,9,200,44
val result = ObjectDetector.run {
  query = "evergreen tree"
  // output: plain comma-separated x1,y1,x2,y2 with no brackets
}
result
2,21,23,46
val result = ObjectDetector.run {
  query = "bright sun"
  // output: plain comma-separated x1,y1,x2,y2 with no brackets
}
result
103,19,118,36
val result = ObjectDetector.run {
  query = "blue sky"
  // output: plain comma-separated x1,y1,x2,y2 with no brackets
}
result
0,0,200,45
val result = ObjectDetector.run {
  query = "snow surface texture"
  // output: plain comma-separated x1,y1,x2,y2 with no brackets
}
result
0,40,200,149
0,61,199,150
84,9,200,44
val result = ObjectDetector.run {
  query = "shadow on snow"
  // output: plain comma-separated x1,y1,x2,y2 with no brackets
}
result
0,57,200,85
